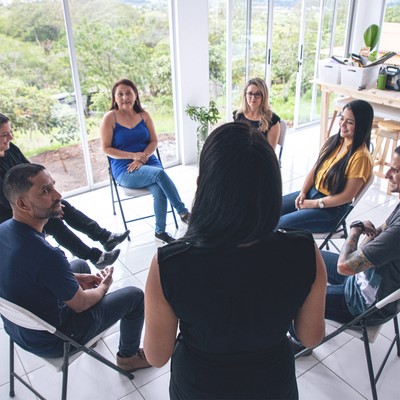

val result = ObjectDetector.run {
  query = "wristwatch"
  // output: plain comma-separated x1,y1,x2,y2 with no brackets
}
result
350,220,365,234
318,199,325,208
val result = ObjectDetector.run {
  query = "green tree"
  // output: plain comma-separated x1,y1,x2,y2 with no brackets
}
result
0,77,79,145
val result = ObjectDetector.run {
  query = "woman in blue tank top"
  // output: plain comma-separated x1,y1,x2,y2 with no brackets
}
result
100,78,190,243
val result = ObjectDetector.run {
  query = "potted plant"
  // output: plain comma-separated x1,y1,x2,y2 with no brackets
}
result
185,100,220,154
362,24,380,62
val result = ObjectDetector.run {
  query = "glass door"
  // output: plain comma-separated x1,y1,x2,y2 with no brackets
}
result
68,0,177,187
209,0,353,130
0,0,87,195
294,0,352,126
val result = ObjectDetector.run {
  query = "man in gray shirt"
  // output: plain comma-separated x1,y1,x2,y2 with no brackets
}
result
323,145,400,324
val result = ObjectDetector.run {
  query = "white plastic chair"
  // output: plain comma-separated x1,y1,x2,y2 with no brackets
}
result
0,297,134,400
278,120,287,166
295,288,400,400
314,173,374,251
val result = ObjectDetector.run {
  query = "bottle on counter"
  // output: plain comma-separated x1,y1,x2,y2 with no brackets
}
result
377,67,387,90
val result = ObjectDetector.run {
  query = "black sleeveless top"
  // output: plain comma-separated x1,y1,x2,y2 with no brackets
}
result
233,110,281,138
158,229,316,399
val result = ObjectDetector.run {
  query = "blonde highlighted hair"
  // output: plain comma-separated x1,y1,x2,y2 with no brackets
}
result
237,77,273,132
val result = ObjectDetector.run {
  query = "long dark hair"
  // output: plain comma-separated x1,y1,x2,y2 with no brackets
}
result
0,113,10,126
184,122,282,248
314,99,373,195
109,78,144,113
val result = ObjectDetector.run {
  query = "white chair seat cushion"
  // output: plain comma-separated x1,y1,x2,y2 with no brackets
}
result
325,319,382,343
121,186,151,197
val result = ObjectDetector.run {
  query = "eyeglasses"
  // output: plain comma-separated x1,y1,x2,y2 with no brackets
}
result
246,92,262,99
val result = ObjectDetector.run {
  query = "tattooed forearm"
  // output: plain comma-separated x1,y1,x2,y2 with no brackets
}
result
346,250,375,274
338,231,375,276
340,232,359,259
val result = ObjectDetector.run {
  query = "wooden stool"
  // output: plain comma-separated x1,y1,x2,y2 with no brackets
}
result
372,120,400,194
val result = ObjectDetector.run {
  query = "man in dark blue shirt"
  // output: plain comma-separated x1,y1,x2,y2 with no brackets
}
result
0,163,151,372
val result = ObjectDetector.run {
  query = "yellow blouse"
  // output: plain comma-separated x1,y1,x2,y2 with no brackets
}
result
315,143,372,196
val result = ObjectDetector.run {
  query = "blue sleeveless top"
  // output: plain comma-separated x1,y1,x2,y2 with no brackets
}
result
110,118,162,180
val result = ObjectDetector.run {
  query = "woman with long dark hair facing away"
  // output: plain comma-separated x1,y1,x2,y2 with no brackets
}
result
277,99,373,232
144,122,327,399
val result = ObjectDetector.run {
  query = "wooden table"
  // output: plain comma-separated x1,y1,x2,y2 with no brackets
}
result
315,80,400,147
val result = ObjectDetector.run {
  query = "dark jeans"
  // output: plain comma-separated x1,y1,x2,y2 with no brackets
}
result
46,259,144,358
322,251,355,323
290,251,354,343
277,187,350,233
44,200,111,262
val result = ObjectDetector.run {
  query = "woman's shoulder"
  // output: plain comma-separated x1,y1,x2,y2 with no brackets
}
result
103,109,114,119
102,110,115,125
351,144,373,162
274,228,314,244
157,240,192,263
233,110,244,120
140,109,152,122
270,112,281,125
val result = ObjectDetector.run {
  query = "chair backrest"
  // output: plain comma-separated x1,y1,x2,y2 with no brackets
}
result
278,120,287,165
278,119,287,148
352,172,374,207
0,297,56,333
314,173,374,250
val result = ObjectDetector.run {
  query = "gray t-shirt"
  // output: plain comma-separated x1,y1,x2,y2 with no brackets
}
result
345,202,400,322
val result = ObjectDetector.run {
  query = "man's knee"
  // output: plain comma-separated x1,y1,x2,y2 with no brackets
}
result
118,286,144,312
70,259,91,273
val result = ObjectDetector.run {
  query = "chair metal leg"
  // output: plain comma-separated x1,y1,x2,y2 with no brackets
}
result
9,338,15,397
61,341,70,400
360,320,378,400
394,315,400,356
9,337,46,399
171,206,178,229
109,170,116,216
55,330,135,380
113,181,130,239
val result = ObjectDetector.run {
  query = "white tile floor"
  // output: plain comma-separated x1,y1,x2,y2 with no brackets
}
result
1,124,399,399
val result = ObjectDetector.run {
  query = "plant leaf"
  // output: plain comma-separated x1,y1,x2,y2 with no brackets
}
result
364,24,380,51
368,50,378,62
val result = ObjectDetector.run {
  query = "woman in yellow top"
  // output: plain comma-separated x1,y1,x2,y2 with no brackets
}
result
277,99,373,233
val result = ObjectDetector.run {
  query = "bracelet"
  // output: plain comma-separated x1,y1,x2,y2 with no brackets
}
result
350,220,365,234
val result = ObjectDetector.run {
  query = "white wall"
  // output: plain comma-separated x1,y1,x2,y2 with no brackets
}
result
350,0,386,54
170,0,209,165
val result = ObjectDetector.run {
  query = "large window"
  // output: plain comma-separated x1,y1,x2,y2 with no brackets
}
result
208,0,352,128
69,0,177,186
380,0,400,65
0,0,177,194
0,0,85,194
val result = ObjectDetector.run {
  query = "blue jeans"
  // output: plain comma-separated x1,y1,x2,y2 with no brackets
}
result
47,259,144,358
277,187,350,233
117,165,187,233
290,251,354,343
322,251,354,323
